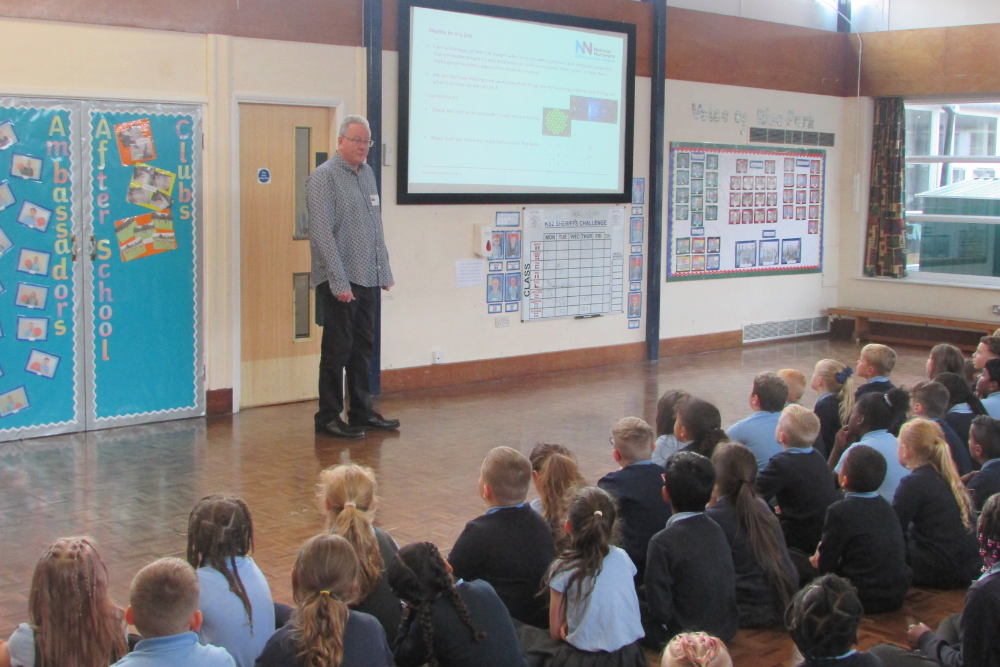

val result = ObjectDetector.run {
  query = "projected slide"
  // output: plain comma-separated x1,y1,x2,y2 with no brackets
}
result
406,5,630,197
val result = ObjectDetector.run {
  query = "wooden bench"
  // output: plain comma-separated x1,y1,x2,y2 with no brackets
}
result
827,307,998,352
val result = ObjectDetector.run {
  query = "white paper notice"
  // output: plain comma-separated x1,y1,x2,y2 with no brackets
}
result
455,259,486,287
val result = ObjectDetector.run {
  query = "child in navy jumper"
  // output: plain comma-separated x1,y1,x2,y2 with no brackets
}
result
757,405,840,555
598,416,672,582
871,492,1000,667
910,381,973,476
854,344,896,400
645,452,739,647
786,575,883,667
448,446,555,628
935,372,988,452
894,419,982,589
810,359,855,459
969,415,1000,512
811,445,910,613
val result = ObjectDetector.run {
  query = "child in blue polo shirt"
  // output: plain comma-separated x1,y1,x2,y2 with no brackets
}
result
727,372,788,471
830,390,910,503
977,359,1000,418
115,558,235,667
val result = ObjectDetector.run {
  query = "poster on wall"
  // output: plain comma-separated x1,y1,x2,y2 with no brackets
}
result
666,142,824,281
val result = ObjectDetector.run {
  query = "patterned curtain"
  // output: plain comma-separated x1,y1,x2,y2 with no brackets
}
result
864,97,907,278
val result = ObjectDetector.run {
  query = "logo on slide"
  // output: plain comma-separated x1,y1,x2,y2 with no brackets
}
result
575,41,593,56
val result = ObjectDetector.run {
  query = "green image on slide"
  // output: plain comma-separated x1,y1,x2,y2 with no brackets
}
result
542,108,572,137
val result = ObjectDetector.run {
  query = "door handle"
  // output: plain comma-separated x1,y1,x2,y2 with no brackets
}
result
89,234,97,262
71,234,77,261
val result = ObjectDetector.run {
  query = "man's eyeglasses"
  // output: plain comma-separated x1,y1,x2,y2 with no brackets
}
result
342,135,374,147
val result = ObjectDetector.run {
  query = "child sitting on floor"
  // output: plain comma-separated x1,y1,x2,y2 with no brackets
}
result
927,343,965,380
785,574,882,667
519,487,646,667
116,558,236,667
870,492,1000,666
255,535,393,667
706,443,797,628
319,464,402,644
894,418,983,589
448,446,555,628
935,372,988,451
186,495,275,667
389,542,527,667
757,404,840,556
727,372,788,471
1,537,128,667
528,443,587,550
778,369,807,405
660,633,732,667
909,381,972,475
969,415,1000,512
645,452,739,646
854,344,897,400
674,399,727,459
811,445,910,613
973,335,1000,371
652,390,691,467
811,360,854,458
830,390,910,503
977,358,1000,418
598,417,672,582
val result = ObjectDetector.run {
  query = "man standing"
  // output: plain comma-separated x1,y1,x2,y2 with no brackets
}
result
308,115,399,439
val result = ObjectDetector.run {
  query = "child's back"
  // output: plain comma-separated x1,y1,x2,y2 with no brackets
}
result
598,462,671,580
726,372,788,470
256,612,392,667
196,557,274,667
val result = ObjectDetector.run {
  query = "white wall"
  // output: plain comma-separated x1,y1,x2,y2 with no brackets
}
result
853,0,1000,32
665,0,838,31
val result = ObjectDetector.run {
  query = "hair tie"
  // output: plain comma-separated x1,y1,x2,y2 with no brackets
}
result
594,510,603,517
319,590,331,596
344,502,356,509
835,367,853,384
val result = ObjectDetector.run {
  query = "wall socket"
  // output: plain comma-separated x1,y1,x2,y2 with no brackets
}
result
432,350,444,364
495,316,510,328
993,305,1000,316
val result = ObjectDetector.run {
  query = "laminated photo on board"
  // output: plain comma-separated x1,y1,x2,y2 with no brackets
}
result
115,118,156,165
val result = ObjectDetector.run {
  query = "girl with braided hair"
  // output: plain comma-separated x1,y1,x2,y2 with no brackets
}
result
518,486,646,667
186,494,275,667
256,534,393,667
387,541,527,667
785,574,879,666
893,419,982,589
0,537,128,667
318,464,402,643
871,492,1000,666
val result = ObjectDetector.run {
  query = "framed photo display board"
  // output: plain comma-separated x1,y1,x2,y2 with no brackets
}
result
666,142,824,281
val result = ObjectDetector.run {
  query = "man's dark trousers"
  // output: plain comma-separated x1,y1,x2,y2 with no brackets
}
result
314,281,378,428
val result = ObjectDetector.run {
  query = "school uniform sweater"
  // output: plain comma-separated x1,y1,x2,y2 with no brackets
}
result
945,404,976,451
756,448,841,554
705,496,796,627
644,513,739,644
814,392,842,459
892,464,982,588
598,460,672,582
969,459,1000,512
393,579,528,667
350,528,402,645
854,378,894,400
936,417,973,477
798,651,884,667
816,493,910,614
254,612,393,667
917,569,1000,667
447,504,554,628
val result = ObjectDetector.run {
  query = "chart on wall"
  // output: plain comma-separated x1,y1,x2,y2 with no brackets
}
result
521,206,625,321
0,98,203,443
666,142,825,281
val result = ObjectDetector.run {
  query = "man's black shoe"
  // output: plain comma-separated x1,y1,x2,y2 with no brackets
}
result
316,419,365,439
350,412,400,431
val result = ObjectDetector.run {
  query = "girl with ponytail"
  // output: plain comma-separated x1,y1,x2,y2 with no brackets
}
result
810,360,855,457
318,464,401,643
707,444,797,628
519,487,646,667
255,534,393,667
893,419,983,588
387,541,527,667
528,444,588,550
675,399,728,459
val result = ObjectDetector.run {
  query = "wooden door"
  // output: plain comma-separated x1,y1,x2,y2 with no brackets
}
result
240,104,333,408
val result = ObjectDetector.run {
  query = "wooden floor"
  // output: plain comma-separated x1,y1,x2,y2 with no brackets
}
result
0,338,966,664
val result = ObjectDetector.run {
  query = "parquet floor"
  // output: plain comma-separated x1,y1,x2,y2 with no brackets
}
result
0,338,967,664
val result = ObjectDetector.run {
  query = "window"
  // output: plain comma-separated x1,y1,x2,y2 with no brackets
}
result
901,102,1000,285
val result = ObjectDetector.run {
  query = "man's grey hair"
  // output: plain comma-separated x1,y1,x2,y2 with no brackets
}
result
339,115,370,137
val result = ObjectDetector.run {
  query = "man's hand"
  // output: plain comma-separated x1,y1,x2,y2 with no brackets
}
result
907,623,932,649
382,280,395,292
335,289,355,303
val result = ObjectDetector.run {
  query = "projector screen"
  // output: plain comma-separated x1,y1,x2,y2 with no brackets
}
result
397,0,636,204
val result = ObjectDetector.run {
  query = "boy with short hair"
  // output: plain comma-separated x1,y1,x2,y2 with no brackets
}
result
972,335,1000,371
968,415,1000,512
810,445,911,613
598,416,672,582
911,380,973,475
645,452,739,646
448,446,555,628
854,344,897,400
114,558,235,667
726,372,788,471
977,358,1000,418
756,405,840,554
778,369,807,405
